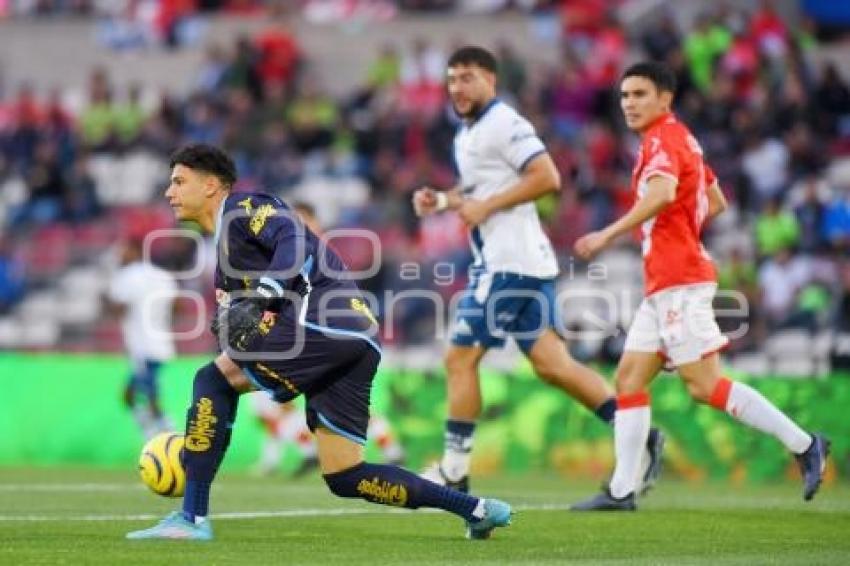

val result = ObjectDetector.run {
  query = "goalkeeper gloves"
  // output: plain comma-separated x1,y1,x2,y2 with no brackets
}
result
212,279,284,351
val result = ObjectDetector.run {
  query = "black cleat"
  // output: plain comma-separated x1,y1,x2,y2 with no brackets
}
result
796,434,830,501
571,489,636,511
639,428,665,496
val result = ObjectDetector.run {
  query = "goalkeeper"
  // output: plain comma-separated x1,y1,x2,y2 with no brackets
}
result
126,144,511,541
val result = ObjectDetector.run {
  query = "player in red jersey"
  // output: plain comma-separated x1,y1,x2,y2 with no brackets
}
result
571,62,829,510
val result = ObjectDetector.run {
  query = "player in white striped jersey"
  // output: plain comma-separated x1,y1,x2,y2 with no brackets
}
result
413,46,663,493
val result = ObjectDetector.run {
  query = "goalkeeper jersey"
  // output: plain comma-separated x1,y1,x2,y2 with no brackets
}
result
212,192,379,351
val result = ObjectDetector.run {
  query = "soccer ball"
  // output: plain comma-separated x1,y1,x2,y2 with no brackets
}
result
138,432,186,498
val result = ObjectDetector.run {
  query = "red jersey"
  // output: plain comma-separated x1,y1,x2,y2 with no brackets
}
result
631,113,717,296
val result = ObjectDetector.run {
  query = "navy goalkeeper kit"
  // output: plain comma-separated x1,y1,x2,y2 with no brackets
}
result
213,192,381,444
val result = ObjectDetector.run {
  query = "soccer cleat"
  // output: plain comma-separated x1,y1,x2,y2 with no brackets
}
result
465,498,513,540
571,489,636,511
126,511,213,541
796,434,830,501
638,428,665,496
420,462,469,493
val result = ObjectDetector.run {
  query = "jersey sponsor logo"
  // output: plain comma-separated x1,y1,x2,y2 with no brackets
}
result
351,298,378,326
510,131,535,144
185,397,217,452
356,476,408,507
249,204,277,235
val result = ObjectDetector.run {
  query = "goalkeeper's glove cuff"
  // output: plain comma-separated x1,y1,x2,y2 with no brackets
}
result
257,277,285,310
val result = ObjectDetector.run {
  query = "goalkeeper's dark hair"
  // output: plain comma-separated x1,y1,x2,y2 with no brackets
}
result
622,61,677,94
169,144,237,189
447,45,499,75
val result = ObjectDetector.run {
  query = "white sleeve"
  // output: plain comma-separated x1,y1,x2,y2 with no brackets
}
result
108,269,133,304
498,114,546,172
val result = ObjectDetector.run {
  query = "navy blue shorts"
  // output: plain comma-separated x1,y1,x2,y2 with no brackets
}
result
128,359,162,400
236,318,380,446
450,272,558,354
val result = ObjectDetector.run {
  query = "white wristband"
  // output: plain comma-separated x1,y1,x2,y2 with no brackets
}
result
435,192,449,212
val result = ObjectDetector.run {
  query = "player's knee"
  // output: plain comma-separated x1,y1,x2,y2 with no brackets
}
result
683,379,714,404
444,349,475,378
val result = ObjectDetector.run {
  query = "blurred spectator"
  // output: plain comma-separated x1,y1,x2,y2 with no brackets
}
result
755,196,799,258
286,76,338,155
741,132,789,204
367,43,401,90
254,19,301,92
9,140,66,227
758,248,809,330
0,238,25,314
822,183,850,252
641,9,680,62
496,42,526,99
793,174,829,253
814,63,850,137
683,13,732,93
113,83,148,148
64,154,102,223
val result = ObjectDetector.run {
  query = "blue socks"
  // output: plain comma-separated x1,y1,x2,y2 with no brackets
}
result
323,462,480,521
181,362,238,521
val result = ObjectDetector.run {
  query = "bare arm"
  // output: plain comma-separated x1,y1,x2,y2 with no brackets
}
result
602,175,676,242
706,180,728,221
575,175,677,259
413,185,464,216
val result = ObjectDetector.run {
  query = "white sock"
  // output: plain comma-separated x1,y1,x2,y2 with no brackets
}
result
609,395,651,499
721,380,812,454
471,498,486,519
441,448,471,482
441,420,474,482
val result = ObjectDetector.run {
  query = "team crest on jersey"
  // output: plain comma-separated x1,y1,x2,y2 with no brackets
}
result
249,204,277,235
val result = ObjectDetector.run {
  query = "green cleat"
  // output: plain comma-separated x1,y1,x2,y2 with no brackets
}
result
466,498,513,540
126,511,213,541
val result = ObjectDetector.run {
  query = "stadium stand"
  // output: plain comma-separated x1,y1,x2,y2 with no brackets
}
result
0,0,849,376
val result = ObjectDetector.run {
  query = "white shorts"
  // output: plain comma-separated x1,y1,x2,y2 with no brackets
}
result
624,283,728,368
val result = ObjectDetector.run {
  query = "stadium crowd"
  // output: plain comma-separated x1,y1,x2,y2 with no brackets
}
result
0,1,849,361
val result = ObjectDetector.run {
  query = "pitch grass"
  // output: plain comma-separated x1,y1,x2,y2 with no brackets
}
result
0,468,848,565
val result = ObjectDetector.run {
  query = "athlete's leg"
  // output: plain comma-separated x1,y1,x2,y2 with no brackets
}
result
433,344,487,486
126,353,252,540
607,351,663,499
525,329,615,420
181,353,251,522
678,353,828,500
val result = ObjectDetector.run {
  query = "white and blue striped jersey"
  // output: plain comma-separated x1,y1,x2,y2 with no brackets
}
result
454,99,558,278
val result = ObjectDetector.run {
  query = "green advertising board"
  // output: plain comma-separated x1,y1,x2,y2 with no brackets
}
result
1,354,847,484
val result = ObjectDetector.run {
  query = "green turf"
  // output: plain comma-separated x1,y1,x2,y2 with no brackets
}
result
0,468,848,565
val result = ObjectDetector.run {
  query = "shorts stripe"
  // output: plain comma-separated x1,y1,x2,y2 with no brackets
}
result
316,411,367,446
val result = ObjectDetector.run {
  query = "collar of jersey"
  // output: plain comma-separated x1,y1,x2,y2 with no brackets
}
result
645,111,676,132
465,97,500,126
213,195,226,248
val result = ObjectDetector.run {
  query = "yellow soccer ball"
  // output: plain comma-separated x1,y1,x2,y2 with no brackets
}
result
139,432,186,498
